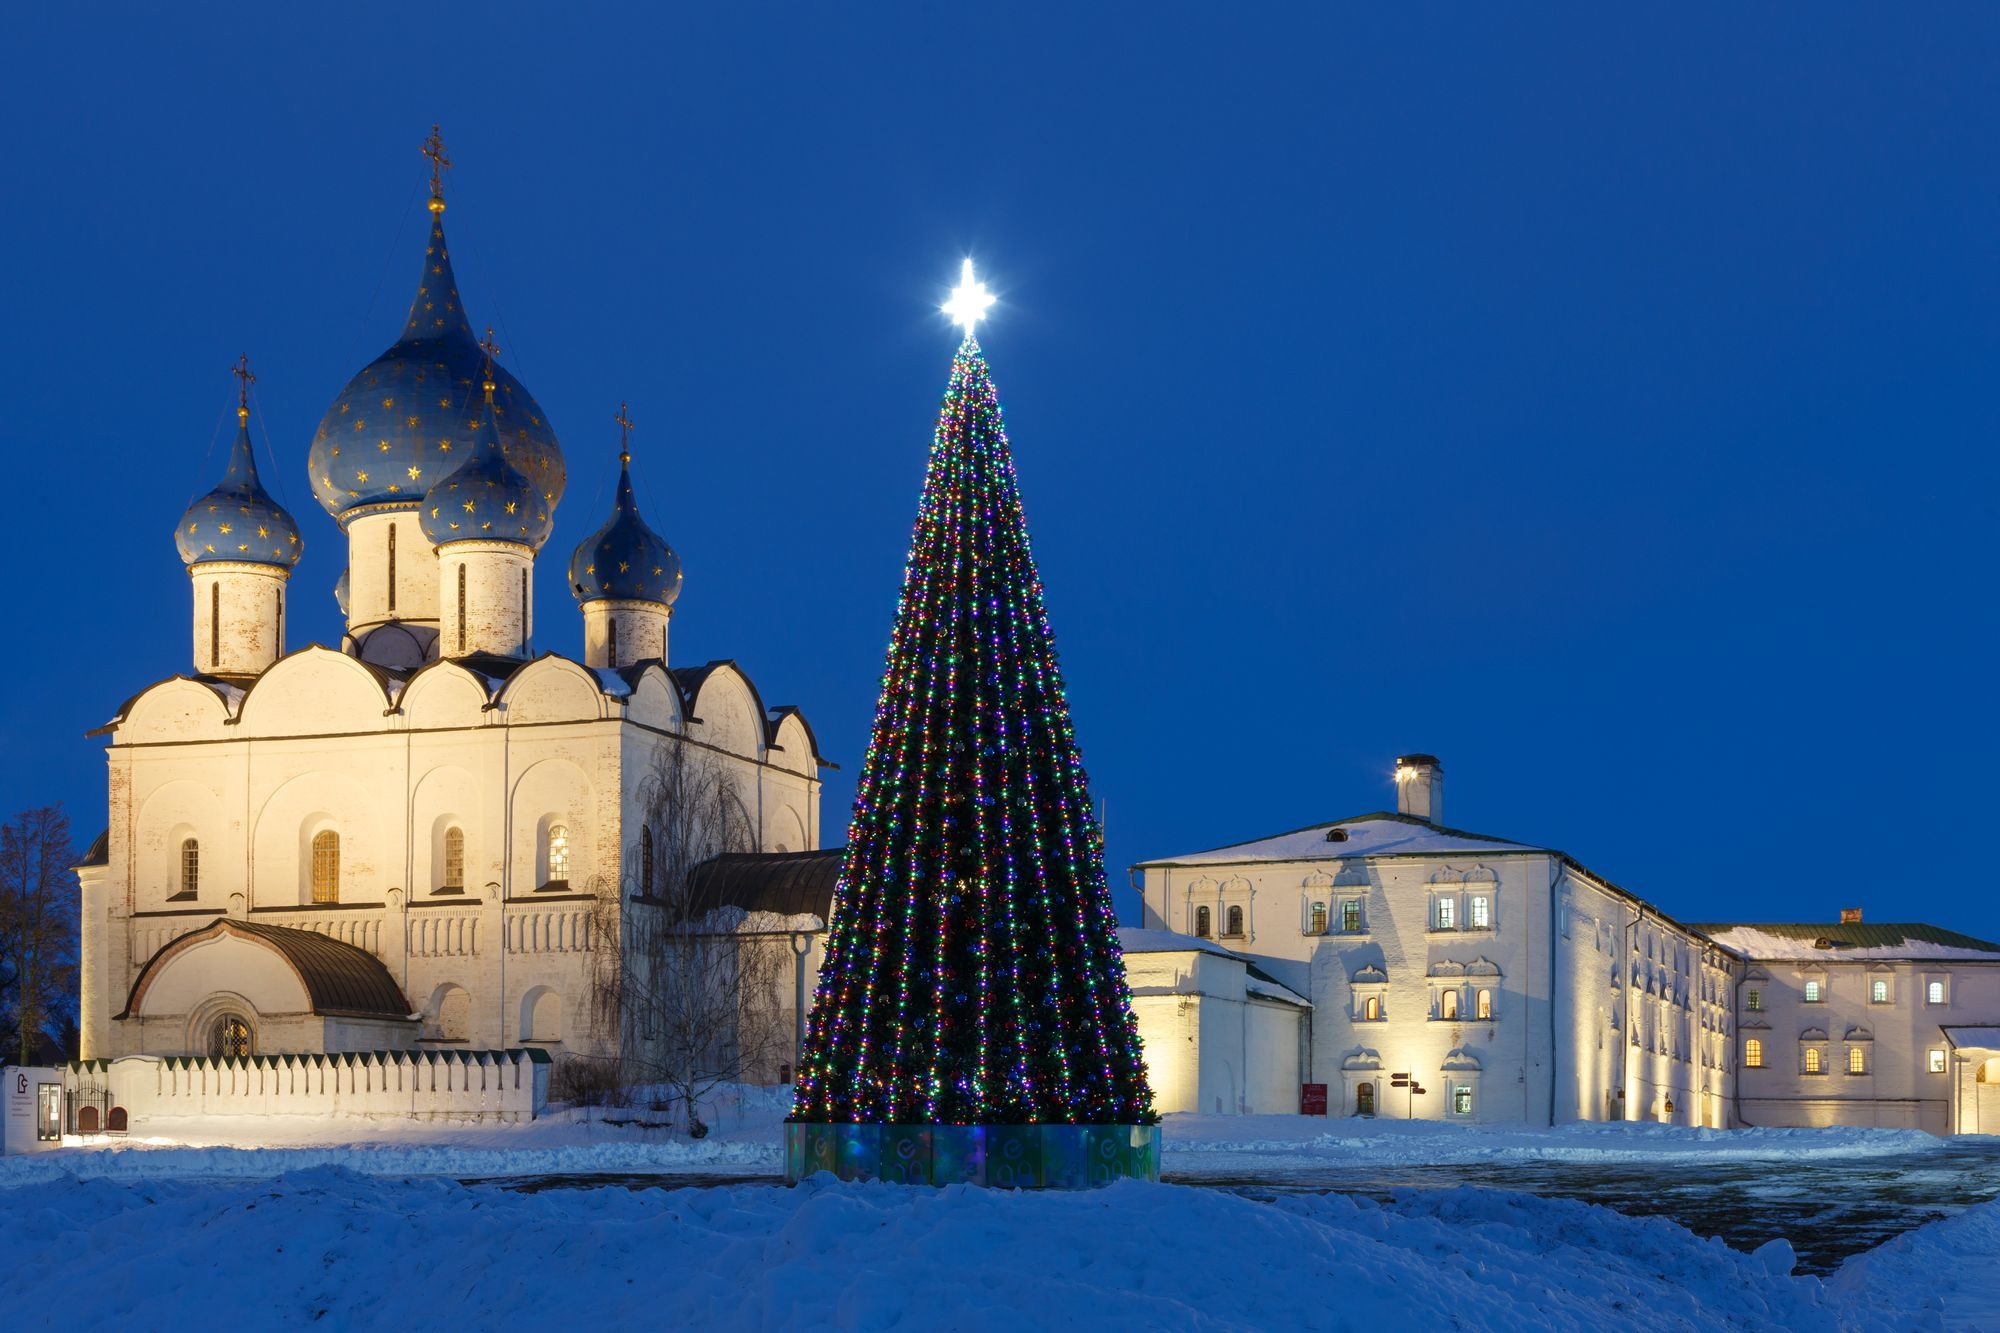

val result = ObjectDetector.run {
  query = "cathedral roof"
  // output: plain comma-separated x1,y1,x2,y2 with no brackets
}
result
1136,811,1542,868
122,919,411,1022
684,848,843,919
568,446,682,605
418,373,554,549
1689,922,2000,961
176,415,303,569
307,205,563,524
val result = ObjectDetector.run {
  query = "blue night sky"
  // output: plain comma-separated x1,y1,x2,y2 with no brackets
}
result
0,7,1993,932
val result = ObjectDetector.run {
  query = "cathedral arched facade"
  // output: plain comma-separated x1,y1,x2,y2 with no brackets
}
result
75,142,823,1067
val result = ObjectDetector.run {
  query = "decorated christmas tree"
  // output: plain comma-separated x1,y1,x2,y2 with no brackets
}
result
788,263,1154,1183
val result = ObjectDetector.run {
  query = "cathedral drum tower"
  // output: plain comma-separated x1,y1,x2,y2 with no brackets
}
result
307,126,565,668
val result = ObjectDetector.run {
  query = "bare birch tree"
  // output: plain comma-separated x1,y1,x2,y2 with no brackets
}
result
0,805,79,1066
588,737,787,1133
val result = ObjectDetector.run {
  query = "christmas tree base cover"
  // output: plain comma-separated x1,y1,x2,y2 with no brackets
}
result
785,1121,1160,1187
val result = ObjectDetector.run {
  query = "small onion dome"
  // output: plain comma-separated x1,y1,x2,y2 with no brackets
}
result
333,567,350,617
306,207,564,524
568,451,682,605
419,385,553,549
175,415,303,568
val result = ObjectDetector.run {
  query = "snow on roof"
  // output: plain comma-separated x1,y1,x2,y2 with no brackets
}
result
1244,975,1311,1008
1116,927,1235,959
591,666,635,698
1138,812,1542,867
1693,924,2000,962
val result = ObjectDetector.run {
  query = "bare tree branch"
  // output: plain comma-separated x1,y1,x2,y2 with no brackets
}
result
0,805,79,1066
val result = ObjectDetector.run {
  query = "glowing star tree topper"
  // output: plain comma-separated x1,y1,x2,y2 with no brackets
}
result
941,257,996,333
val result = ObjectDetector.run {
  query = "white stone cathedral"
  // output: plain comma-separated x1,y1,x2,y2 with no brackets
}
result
75,145,824,1066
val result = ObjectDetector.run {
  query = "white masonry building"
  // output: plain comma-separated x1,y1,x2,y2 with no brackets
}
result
1130,754,2000,1132
75,157,823,1076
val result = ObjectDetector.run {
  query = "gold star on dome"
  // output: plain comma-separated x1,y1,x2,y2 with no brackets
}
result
438,440,453,452
463,500,475,512
406,415,420,428
504,500,517,514
407,466,422,480
353,419,365,431
381,398,395,410
257,525,269,538
187,523,197,534
378,441,391,452
387,484,401,493
218,524,231,535
619,562,630,573
356,471,369,483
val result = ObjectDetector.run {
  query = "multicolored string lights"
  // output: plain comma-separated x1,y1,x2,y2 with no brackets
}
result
793,292,1154,1127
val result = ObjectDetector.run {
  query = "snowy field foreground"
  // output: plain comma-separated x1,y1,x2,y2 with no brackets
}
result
0,1097,1993,1328
0,1165,1984,1330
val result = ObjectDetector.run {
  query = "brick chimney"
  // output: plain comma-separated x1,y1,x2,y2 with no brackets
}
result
1395,754,1443,824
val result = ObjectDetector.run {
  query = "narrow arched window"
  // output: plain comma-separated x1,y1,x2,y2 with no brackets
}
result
209,582,220,665
211,1013,253,1059
311,830,340,903
456,565,468,653
178,838,200,899
1804,1047,1823,1074
1308,901,1328,935
1804,980,1822,1003
1193,906,1211,938
442,827,465,890
1363,995,1381,1021
1871,979,1888,1003
1224,905,1245,938
640,826,654,895
547,824,570,886
387,523,398,612
1848,1047,1866,1074
1744,1038,1764,1068
1477,988,1493,1021
609,618,620,665
1441,989,1460,1020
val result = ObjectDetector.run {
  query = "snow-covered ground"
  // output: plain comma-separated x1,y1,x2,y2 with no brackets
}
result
2,1101,1993,1328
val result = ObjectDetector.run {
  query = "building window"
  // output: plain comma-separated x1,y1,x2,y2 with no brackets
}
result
1746,987,1762,1012
1928,980,1947,1006
1452,1085,1473,1116
387,522,398,611
1362,995,1382,1022
1803,980,1822,1004
1929,1048,1947,1075
1440,990,1459,1021
209,1014,253,1060
640,826,655,896
1804,1047,1823,1075
1356,1081,1375,1116
1477,988,1494,1021
1871,979,1889,1004
1744,1038,1764,1068
546,824,571,886
1341,899,1362,933
442,826,465,890
311,830,340,903
1469,895,1491,929
1434,897,1456,930
1223,905,1245,938
1848,1047,1867,1075
176,838,200,899
1193,906,1211,939
1307,901,1327,935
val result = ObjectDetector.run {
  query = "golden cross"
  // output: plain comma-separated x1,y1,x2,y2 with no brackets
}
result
615,401,633,465
477,327,501,401
233,354,255,423
422,125,452,206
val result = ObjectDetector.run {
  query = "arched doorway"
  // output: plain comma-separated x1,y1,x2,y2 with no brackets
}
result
1356,1081,1376,1116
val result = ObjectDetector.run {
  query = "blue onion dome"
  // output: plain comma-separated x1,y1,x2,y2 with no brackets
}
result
419,368,554,549
568,435,683,606
176,398,304,569
306,192,564,525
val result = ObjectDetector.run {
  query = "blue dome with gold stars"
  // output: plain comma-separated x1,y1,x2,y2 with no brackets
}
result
568,450,682,605
306,204,564,524
176,414,304,569
419,381,553,549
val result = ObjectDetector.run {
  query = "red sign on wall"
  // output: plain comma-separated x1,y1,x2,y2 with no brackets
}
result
1300,1083,1328,1116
